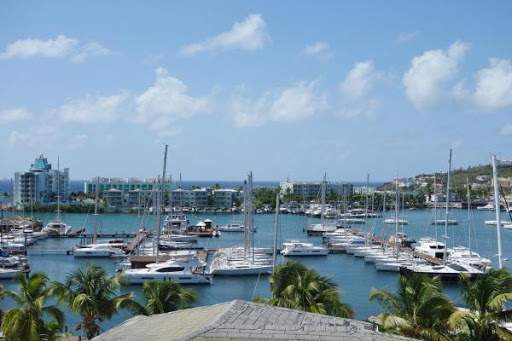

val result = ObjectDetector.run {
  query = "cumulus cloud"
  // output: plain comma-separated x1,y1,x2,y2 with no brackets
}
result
231,81,328,127
300,41,332,60
8,125,58,149
403,41,471,111
0,107,32,124
338,61,382,118
181,14,270,55
454,58,512,112
54,91,130,123
135,67,211,136
499,124,512,135
0,35,111,62
395,31,420,44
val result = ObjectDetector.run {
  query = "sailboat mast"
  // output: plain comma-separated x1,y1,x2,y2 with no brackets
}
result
155,144,168,262
434,174,438,241
272,193,280,273
492,154,503,269
443,149,452,261
394,172,399,257
93,177,99,244
365,173,369,216
56,156,61,221
466,177,472,254
320,173,326,225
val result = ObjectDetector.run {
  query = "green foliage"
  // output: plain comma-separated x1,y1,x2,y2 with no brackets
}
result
448,269,512,340
253,187,279,209
369,274,455,340
52,263,140,339
141,279,198,315
1,273,64,341
258,261,354,318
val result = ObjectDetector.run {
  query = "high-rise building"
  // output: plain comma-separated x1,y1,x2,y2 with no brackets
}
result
13,154,69,206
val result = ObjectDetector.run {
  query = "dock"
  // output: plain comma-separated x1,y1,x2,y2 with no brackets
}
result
330,228,444,265
125,230,149,252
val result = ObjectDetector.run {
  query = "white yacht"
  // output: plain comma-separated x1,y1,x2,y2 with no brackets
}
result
163,212,189,234
400,262,484,281
218,221,245,232
123,258,211,285
209,258,272,276
388,232,415,247
448,246,491,270
0,267,23,279
476,203,495,210
73,243,125,258
281,241,328,256
41,221,72,236
414,238,448,260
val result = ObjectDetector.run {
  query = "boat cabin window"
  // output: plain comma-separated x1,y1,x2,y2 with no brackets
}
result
156,267,185,273
448,264,467,271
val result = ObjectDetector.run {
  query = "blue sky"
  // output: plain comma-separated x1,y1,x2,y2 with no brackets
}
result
1,1,511,182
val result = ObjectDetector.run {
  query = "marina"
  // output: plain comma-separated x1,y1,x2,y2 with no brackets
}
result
0,206,511,324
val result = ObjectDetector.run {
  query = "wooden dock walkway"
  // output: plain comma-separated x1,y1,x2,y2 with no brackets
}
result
125,230,149,252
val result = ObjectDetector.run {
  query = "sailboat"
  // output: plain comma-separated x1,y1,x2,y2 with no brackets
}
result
41,158,72,236
400,150,485,281
304,173,337,235
210,172,273,276
74,178,124,258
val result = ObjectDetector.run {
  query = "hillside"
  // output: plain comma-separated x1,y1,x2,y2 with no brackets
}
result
416,164,512,187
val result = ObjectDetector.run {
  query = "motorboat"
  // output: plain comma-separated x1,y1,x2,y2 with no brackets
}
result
448,246,491,270
163,212,189,234
281,241,327,256
122,258,211,285
476,203,495,210
414,237,448,259
41,221,72,236
73,243,125,258
0,267,23,279
218,221,245,232
400,262,484,282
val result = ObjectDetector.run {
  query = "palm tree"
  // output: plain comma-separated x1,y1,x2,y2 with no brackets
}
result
258,261,354,318
448,269,512,340
141,279,198,315
53,263,139,339
1,273,64,341
369,273,455,340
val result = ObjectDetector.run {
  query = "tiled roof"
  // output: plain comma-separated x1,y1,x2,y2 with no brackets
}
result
93,300,413,341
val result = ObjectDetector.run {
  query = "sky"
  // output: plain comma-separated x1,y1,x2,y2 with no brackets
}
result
1,1,511,183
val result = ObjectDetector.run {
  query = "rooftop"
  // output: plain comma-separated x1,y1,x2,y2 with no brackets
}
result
93,300,413,341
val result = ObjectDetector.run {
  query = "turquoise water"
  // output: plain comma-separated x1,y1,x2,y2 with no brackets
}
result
1,208,511,332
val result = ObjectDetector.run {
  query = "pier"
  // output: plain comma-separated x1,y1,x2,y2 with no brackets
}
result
330,228,444,265
125,230,150,253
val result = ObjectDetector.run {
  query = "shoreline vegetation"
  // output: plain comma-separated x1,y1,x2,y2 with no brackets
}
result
2,262,512,340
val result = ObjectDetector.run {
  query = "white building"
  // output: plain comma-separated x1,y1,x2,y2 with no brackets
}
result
213,189,238,208
171,188,209,208
13,154,69,206
279,181,353,198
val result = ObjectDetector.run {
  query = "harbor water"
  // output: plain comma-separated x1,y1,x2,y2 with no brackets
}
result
1,207,511,332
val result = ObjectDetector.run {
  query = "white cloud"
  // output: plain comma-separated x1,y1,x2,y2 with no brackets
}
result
454,58,512,112
0,35,111,62
395,31,420,44
55,91,130,123
8,125,58,149
135,67,211,136
300,41,332,60
403,41,471,111
499,124,512,135
338,61,382,118
69,42,112,63
231,81,328,127
181,14,270,55
66,134,89,150
0,108,32,124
